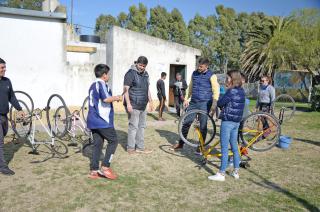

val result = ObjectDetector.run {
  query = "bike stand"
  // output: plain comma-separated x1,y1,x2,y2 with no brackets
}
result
67,142,78,147
28,150,40,155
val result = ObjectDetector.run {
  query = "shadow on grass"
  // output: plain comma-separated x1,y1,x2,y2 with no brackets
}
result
247,169,319,211
116,129,128,151
294,137,320,147
155,129,215,174
3,137,26,165
147,113,159,121
295,106,312,113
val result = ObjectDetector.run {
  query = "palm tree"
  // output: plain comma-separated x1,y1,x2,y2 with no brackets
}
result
240,16,292,81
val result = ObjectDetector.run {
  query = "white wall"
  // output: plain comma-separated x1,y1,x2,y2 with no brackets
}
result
0,13,66,108
108,26,201,99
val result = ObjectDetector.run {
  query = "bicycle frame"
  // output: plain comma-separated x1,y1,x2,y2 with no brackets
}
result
196,122,270,160
27,110,56,148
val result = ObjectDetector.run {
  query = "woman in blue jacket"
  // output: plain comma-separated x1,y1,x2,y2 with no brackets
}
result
208,70,245,182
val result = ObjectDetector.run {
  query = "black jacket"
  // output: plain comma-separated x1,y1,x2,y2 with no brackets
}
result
0,77,22,115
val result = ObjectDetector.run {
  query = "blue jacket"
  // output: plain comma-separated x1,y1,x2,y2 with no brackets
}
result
191,70,213,102
218,87,245,122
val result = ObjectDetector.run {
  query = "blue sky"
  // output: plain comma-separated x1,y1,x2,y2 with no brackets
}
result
59,0,320,34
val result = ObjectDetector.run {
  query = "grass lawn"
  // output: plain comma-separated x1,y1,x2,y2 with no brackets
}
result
0,104,319,211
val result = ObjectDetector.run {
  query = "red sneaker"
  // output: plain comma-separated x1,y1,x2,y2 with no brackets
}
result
98,167,118,180
88,170,101,179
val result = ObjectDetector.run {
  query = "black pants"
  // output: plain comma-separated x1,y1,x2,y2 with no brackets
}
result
90,128,118,170
259,103,271,129
0,115,8,168
174,96,183,117
157,94,165,118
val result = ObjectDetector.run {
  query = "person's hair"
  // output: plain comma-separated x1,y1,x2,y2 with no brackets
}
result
136,56,148,65
198,57,209,65
240,72,247,83
176,72,181,77
261,75,272,85
0,58,6,64
161,72,167,78
227,70,242,88
94,64,110,78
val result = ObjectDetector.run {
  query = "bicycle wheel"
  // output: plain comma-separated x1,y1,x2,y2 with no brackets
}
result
81,96,89,122
14,91,34,114
46,94,70,139
273,94,295,123
9,100,32,138
240,112,280,152
50,138,69,157
178,109,216,147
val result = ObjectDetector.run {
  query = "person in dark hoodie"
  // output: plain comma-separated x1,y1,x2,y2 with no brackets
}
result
208,70,245,182
123,56,153,154
0,58,24,175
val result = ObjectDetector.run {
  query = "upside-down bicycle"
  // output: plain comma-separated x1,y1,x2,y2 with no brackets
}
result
178,109,281,167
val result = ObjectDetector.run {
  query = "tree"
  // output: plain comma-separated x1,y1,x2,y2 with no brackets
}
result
126,3,148,33
148,6,171,40
188,14,217,67
95,15,118,42
169,8,189,45
6,0,43,10
214,5,242,72
240,16,292,81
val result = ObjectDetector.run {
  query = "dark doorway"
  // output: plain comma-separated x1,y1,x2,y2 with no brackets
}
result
169,64,186,107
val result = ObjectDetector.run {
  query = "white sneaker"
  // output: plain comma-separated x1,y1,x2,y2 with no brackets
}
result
231,171,240,180
208,172,225,181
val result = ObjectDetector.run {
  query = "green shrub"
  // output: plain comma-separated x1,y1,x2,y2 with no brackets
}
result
311,85,320,111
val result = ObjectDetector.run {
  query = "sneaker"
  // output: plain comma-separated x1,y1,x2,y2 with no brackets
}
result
0,166,15,175
231,170,240,180
194,147,202,155
208,172,225,181
98,167,118,180
136,149,153,154
127,149,136,154
171,143,183,151
88,170,101,179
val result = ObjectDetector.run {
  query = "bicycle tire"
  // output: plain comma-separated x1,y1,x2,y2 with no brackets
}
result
9,100,32,138
239,112,280,152
14,90,34,114
49,138,69,157
81,96,89,122
273,94,295,122
46,94,70,139
178,109,216,147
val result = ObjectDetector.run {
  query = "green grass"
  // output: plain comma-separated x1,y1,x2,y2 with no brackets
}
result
0,107,319,211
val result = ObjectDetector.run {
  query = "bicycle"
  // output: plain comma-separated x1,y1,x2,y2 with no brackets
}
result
178,109,281,166
81,96,89,122
272,94,296,124
46,94,70,139
9,90,34,138
63,109,92,148
18,108,68,158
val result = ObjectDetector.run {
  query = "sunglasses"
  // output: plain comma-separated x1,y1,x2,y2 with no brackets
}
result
260,80,268,82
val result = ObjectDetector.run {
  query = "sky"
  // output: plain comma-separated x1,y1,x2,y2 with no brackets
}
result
59,0,320,35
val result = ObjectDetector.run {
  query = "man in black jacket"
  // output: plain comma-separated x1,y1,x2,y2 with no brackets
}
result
0,58,23,175
170,73,188,117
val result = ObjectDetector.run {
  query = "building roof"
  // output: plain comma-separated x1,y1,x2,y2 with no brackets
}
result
0,6,66,20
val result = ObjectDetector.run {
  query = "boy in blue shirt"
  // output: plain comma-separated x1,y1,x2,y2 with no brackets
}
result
87,64,121,180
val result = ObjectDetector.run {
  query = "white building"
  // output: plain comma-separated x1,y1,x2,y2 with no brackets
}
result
106,26,201,108
0,7,201,111
0,7,67,107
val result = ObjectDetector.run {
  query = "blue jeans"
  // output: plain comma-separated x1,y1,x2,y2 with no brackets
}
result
179,100,212,145
219,121,240,172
